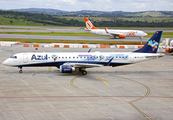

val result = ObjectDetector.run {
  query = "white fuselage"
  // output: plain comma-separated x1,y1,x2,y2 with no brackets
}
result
89,29,147,37
2,52,161,67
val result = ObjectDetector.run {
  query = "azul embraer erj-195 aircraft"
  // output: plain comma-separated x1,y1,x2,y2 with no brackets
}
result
85,17,147,39
3,31,164,75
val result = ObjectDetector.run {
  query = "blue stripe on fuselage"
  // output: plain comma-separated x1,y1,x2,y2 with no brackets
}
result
12,61,131,67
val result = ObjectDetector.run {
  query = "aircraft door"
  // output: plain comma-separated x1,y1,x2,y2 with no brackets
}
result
130,53,134,62
23,54,28,63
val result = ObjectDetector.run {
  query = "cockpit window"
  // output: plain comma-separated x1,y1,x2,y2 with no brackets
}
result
10,56,17,59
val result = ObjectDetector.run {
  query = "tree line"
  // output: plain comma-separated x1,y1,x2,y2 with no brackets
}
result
0,10,173,27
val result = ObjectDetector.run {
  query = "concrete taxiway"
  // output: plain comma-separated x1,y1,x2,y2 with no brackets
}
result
0,25,172,42
0,45,173,120
0,34,172,42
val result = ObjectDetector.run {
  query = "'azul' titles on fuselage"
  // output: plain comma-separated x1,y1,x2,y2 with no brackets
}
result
31,54,48,60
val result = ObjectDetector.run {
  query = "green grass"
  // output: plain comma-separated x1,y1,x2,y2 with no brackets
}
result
0,31,172,38
146,32,173,38
0,38,145,45
0,27,45,30
59,16,173,23
1,14,173,27
0,15,52,26
0,32,104,37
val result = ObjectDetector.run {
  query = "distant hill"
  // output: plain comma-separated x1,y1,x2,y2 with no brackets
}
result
0,10,173,27
10,8,173,17
11,8,66,14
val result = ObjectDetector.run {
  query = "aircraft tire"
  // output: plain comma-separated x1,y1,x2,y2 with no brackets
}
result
82,70,87,75
19,70,23,73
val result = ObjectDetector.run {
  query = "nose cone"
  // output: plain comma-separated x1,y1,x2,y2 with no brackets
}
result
2,60,8,65
2,61,6,65
144,32,148,36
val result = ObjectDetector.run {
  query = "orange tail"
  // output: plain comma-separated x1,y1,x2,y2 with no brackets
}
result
84,17,99,30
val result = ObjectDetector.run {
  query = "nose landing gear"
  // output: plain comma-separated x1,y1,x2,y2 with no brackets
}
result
18,67,23,73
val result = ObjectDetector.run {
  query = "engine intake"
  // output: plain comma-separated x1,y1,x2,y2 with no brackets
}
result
165,47,173,53
60,65,75,73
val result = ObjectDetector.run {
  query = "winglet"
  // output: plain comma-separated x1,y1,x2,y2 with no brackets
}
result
84,17,99,30
133,31,163,53
105,27,109,34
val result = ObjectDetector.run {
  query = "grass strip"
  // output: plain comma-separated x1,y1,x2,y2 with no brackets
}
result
0,32,102,37
0,38,145,45
0,32,172,38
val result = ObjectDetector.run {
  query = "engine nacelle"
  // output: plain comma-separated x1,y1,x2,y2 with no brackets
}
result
119,34,126,38
60,65,75,73
165,47,173,53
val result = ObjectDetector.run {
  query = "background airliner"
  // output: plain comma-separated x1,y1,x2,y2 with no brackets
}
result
85,17,147,40
165,47,173,53
3,31,163,75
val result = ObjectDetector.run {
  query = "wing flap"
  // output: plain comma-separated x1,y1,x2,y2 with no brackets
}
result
63,63,103,68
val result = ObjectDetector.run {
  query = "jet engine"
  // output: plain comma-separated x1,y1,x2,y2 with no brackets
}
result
119,34,126,38
60,65,75,73
165,47,173,53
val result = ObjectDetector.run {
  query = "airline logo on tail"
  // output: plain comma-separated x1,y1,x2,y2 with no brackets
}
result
148,40,159,51
85,17,98,30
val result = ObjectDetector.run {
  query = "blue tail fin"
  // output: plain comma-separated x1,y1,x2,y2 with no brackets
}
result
134,31,162,53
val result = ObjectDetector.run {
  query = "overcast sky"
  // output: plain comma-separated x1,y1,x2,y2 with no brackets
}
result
0,0,173,12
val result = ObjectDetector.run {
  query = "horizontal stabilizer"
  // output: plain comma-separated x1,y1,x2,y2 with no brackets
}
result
145,54,164,58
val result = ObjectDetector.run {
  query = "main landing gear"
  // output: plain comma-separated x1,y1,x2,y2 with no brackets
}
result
140,37,143,45
18,67,23,73
82,70,87,75
79,68,87,75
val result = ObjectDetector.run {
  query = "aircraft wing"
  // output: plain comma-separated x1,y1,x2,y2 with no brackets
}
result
105,27,124,37
63,63,103,68
109,33,122,36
